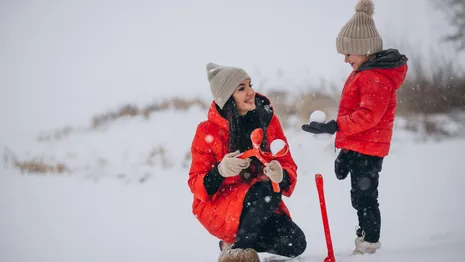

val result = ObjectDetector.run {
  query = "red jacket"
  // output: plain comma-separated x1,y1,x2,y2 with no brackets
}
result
188,96,298,243
336,52,408,157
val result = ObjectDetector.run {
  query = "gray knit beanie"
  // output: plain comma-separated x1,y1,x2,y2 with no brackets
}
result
336,0,383,55
206,62,250,109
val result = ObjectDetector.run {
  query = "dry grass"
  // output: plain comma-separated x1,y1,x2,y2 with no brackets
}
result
3,147,71,174
295,91,339,122
92,97,209,128
265,89,338,128
30,52,465,149
15,161,70,174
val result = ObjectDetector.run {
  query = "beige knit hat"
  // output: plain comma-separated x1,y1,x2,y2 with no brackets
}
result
336,0,383,55
206,62,250,109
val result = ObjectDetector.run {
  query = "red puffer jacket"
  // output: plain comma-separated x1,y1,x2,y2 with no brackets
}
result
188,94,298,243
336,49,408,157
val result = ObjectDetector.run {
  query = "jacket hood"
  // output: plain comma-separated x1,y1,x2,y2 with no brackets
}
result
358,49,408,90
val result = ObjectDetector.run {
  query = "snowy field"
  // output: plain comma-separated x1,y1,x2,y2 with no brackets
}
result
1,108,464,262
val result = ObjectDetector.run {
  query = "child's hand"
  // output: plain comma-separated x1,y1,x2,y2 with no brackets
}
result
302,120,339,135
335,150,350,180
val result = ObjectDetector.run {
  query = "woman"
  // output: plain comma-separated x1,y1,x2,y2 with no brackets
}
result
188,62,306,261
302,0,408,255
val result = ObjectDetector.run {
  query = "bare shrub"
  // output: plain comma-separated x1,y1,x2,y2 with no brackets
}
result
37,126,73,142
295,91,338,123
397,52,465,116
402,114,458,141
265,87,338,129
146,146,173,169
435,0,465,51
182,150,192,168
265,90,294,128
118,105,139,117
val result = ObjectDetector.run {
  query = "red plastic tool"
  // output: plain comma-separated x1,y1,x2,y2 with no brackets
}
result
315,174,336,262
236,128,288,192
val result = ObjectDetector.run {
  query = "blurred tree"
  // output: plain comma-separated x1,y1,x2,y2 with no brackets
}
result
439,0,465,51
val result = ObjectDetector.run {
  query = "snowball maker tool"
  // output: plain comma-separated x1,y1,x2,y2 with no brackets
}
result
316,174,336,262
236,128,289,193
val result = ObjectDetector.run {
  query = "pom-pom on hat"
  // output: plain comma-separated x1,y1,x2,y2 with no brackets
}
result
336,0,383,55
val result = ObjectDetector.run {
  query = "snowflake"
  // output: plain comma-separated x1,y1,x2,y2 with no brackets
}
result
204,134,213,144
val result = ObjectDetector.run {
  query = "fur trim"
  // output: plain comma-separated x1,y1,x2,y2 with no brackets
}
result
218,248,259,262
355,0,374,16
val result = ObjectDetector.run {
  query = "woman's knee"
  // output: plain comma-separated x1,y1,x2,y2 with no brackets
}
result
245,181,281,205
284,223,307,257
291,232,307,257
248,181,273,195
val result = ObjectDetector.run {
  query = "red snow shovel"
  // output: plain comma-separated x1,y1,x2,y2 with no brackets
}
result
316,174,336,262
236,128,288,193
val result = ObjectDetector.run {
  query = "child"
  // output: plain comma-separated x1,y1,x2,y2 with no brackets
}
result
302,0,408,255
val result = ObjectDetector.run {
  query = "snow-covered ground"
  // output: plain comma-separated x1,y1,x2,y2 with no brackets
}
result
2,1,464,261
1,108,464,262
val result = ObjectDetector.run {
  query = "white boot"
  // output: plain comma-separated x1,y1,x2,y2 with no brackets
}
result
353,234,381,255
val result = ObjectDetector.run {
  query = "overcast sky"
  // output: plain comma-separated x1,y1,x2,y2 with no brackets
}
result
0,0,461,139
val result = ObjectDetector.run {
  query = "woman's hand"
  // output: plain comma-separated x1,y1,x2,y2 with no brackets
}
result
264,160,283,183
218,150,251,177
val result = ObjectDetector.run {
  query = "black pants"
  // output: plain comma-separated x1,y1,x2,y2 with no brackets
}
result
232,181,306,257
338,150,383,243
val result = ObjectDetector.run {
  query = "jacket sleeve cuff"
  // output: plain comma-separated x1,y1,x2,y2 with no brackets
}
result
279,169,292,191
203,164,225,195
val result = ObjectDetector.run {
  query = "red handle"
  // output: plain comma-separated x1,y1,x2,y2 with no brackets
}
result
236,128,283,194
315,174,336,262
272,181,280,193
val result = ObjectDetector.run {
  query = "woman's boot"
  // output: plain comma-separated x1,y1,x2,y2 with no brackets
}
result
218,248,260,262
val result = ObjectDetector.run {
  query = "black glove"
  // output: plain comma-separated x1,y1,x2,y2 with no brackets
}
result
335,150,350,180
302,120,339,135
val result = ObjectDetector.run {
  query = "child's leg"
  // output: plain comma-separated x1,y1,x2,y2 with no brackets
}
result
232,181,281,249
349,151,383,243
253,213,307,257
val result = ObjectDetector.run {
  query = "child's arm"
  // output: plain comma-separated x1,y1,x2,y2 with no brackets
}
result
337,73,392,135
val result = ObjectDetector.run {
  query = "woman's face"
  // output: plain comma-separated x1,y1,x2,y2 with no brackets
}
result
344,54,369,71
232,78,255,116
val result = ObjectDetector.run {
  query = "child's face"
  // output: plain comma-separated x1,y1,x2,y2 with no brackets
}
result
232,78,256,116
344,54,369,71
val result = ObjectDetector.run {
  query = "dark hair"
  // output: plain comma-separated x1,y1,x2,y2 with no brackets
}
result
219,97,270,153
218,96,271,182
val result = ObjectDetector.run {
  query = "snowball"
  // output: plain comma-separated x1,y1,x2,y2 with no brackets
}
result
309,110,327,123
270,139,286,155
